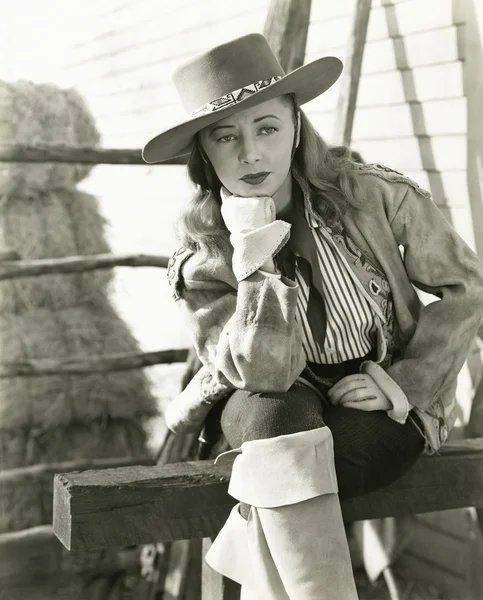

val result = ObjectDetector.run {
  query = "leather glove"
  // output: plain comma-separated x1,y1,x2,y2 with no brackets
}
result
328,361,411,424
164,365,231,434
220,186,290,281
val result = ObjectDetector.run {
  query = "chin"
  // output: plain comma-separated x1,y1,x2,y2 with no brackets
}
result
242,182,279,198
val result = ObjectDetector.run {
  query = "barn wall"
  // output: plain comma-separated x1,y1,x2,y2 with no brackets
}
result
394,508,483,598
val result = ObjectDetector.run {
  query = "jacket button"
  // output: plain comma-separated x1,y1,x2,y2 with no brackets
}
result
369,279,381,296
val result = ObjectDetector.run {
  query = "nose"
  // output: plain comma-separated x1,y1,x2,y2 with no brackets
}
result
238,134,261,165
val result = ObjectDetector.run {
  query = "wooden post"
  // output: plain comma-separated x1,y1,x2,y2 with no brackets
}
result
263,0,312,72
333,0,372,145
460,0,483,260
456,0,483,536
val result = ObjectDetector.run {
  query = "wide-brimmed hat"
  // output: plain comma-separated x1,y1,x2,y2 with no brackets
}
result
142,33,343,164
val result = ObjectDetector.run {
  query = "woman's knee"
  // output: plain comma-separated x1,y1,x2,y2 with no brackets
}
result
220,382,325,447
324,406,425,499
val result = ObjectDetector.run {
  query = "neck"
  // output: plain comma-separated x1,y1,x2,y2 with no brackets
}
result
274,170,294,219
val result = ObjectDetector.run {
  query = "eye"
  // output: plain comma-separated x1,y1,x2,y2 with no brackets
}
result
260,126,278,135
217,134,236,143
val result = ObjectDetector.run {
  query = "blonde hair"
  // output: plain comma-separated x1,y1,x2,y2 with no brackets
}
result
177,94,365,257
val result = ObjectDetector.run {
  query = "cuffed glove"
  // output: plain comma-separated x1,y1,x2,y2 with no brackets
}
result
164,365,232,434
220,186,291,281
360,360,412,424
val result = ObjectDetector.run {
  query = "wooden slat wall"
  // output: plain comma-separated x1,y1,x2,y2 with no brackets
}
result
59,0,271,148
394,509,483,598
304,0,470,239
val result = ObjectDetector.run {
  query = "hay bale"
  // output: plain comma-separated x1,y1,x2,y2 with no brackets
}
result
0,188,113,311
0,81,99,194
0,305,158,430
0,79,158,539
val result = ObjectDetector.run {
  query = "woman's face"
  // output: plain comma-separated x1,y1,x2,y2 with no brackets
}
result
199,96,296,209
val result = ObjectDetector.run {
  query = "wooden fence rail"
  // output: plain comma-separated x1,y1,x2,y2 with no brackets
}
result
53,438,483,552
0,252,170,279
0,251,189,375
0,143,187,165
0,348,189,377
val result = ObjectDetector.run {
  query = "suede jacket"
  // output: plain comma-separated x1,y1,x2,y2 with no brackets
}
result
167,163,483,453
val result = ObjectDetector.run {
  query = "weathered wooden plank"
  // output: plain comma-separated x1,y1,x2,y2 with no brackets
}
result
164,540,191,600
333,0,372,145
463,0,483,259
0,252,169,280
53,439,483,552
0,348,189,378
0,143,187,164
53,459,233,551
468,354,483,532
263,0,312,72
184,539,203,600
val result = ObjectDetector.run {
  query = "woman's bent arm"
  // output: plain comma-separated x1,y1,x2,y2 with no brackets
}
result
387,183,483,411
172,251,306,392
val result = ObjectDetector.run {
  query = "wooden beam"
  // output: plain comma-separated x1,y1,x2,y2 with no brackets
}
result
0,252,170,280
263,0,312,72
0,348,189,377
333,0,372,145
53,439,483,552
0,143,187,165
460,0,483,259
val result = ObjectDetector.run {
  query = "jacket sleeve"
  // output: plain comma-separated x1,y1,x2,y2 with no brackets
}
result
173,251,306,392
386,183,483,411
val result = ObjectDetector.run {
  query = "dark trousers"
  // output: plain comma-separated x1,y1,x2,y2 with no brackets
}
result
204,354,425,501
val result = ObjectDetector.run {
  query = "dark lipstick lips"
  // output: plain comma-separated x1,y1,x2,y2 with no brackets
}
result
241,172,270,184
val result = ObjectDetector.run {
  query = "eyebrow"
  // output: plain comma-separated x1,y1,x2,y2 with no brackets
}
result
209,114,281,135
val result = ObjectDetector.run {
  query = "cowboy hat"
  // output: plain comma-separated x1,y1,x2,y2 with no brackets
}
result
142,33,343,164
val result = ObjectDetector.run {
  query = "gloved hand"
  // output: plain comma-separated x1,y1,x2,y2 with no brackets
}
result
327,374,391,412
327,360,411,424
220,186,291,281
164,365,231,434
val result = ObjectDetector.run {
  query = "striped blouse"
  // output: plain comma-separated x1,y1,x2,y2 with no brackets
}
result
294,210,377,364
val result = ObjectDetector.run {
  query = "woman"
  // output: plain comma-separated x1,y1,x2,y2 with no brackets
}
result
143,34,483,599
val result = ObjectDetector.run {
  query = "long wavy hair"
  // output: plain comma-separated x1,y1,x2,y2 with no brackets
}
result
177,94,366,257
